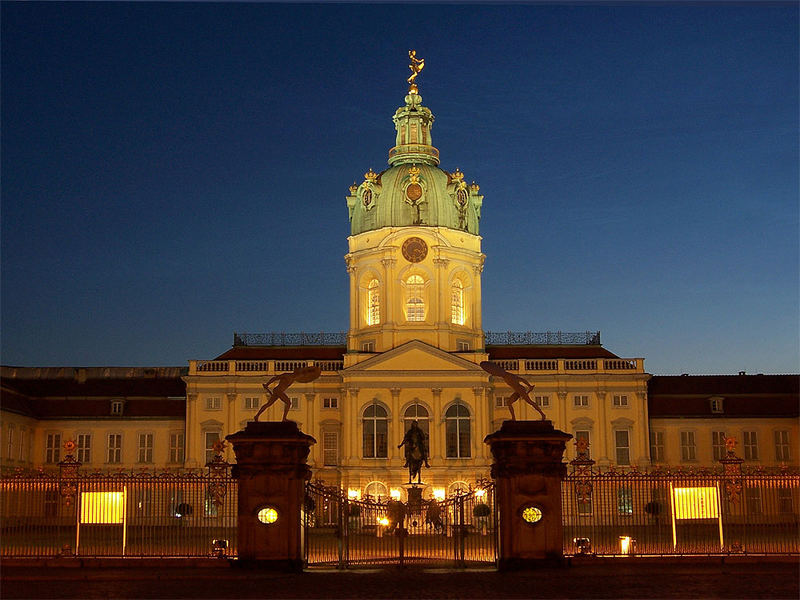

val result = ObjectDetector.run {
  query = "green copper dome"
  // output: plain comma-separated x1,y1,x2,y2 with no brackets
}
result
346,91,484,236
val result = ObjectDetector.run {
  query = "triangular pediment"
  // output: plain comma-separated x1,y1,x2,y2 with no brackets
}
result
343,340,484,373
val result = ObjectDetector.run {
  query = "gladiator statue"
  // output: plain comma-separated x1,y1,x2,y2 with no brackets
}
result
254,365,321,422
480,361,546,421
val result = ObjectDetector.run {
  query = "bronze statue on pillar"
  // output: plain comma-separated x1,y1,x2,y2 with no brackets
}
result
480,361,546,420
254,365,321,422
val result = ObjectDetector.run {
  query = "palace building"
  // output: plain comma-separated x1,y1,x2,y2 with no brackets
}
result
1,75,796,495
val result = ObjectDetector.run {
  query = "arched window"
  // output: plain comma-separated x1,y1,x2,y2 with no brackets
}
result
451,279,464,325
362,403,388,458
403,402,429,438
364,481,388,500
445,403,471,458
367,279,380,326
405,274,425,322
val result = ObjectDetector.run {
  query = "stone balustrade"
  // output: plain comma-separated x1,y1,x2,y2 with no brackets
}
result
189,359,345,376
488,357,644,375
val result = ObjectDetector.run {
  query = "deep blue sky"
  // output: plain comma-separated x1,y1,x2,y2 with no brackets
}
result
2,3,797,375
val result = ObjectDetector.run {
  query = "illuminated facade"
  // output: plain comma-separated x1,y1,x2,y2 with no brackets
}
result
2,82,796,496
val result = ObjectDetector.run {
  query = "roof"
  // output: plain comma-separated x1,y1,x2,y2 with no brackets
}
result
486,345,620,359
1,370,186,419
215,346,347,360
648,374,799,418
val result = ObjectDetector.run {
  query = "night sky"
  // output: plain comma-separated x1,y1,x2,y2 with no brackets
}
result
2,2,797,375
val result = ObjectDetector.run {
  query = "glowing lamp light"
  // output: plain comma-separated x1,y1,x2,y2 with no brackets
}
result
378,517,390,527
348,488,361,500
619,535,635,555
521,506,543,524
475,488,486,498
257,507,279,524
80,491,125,524
390,488,402,500
432,488,446,501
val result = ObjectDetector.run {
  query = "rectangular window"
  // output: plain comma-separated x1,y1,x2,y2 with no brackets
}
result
573,395,589,408
244,397,260,410
775,430,790,462
710,397,724,413
534,395,550,408
323,431,338,466
361,341,375,352
111,400,123,416
777,487,793,514
107,434,122,464
615,430,630,465
46,433,61,464
136,490,152,515
612,395,628,407
494,396,509,408
577,494,593,515
289,397,300,410
18,429,26,461
617,487,633,515
205,397,221,410
6,425,14,459
743,431,759,460
322,397,338,409
649,430,664,463
712,431,726,461
169,432,185,464
680,431,696,462
457,340,470,351
574,430,590,458
77,434,91,463
138,433,154,463
205,432,220,464
745,487,762,514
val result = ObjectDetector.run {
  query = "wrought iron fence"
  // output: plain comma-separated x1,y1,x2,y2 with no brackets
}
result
1,454,237,558
233,332,347,347
233,331,602,347
485,331,601,345
304,481,497,568
562,444,799,556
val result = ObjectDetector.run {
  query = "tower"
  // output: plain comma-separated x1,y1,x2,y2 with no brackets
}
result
344,57,485,359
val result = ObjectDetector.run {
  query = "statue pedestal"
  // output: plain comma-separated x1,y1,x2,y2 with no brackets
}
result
226,421,315,570
484,420,571,570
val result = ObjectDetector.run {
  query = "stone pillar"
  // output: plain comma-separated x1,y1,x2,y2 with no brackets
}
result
226,421,315,570
485,420,572,569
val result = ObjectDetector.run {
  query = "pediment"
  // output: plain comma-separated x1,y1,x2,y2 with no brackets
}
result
344,340,484,373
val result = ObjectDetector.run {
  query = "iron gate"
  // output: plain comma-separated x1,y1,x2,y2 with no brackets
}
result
304,482,497,568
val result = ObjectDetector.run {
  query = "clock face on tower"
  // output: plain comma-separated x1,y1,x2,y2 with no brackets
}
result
402,237,428,263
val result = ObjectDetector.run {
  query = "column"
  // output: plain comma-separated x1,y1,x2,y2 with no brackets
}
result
473,386,487,459
305,393,316,467
226,393,237,463
390,387,402,465
430,388,442,462
186,394,198,468
227,421,315,570
485,420,572,569
596,391,609,465
557,391,567,437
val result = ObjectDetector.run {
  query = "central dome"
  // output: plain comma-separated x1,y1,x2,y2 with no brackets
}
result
346,91,483,236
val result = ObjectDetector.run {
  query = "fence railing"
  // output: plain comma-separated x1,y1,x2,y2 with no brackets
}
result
1,455,236,558
562,444,799,556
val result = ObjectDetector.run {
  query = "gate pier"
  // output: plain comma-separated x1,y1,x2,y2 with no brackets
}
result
227,421,315,570
485,420,571,570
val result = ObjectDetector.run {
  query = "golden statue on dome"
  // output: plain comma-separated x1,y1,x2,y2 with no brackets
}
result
407,49,424,92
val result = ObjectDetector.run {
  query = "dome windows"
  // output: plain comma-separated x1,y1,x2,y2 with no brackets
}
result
451,279,465,325
405,274,426,322
366,279,380,326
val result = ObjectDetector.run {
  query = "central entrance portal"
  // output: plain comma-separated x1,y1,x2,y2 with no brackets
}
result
303,482,497,568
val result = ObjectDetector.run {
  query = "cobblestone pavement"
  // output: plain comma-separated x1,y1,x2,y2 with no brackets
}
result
2,559,797,599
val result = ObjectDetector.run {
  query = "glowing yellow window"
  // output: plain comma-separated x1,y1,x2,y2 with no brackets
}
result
405,275,425,322
367,279,380,325
451,280,464,325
